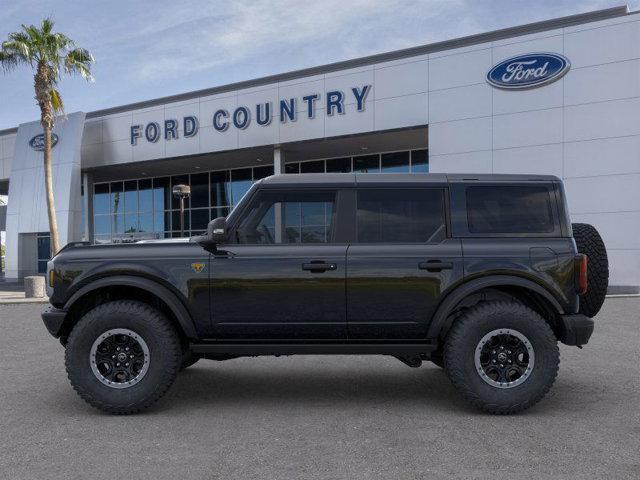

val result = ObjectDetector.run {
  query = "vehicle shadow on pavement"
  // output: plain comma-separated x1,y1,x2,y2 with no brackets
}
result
154,361,473,414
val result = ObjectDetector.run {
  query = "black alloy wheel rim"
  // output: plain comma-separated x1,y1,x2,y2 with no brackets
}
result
90,329,150,389
474,328,535,389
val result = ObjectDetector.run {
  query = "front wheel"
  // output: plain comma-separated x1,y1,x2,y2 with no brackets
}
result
65,300,182,414
444,301,559,414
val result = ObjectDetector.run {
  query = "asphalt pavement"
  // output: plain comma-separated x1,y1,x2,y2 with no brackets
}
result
1,299,639,480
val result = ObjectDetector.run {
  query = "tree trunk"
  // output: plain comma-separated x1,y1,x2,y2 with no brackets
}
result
35,64,60,256
43,123,61,255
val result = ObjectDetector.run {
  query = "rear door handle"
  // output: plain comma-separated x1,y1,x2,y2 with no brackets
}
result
302,262,337,272
418,260,453,272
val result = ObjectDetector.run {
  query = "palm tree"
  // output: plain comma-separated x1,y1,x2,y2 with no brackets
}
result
0,18,93,255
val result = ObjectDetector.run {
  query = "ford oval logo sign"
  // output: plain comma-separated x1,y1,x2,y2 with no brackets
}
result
487,53,570,90
29,133,59,151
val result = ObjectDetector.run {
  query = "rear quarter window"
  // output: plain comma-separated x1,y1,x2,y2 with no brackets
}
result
466,185,555,234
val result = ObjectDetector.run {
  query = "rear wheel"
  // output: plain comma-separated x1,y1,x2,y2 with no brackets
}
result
572,222,609,317
65,300,181,414
444,301,559,414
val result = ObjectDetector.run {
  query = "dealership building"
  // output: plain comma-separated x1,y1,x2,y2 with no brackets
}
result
0,5,639,293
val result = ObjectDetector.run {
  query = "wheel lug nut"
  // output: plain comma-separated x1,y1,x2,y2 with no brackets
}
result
500,364,504,367
112,355,115,359
116,347,120,351
492,360,496,363
492,350,496,354
130,355,134,358
507,350,511,354
125,363,129,367
125,347,129,351
508,360,512,363
116,363,120,366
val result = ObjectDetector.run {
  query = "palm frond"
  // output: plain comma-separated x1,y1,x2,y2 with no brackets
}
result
50,87,64,113
64,47,94,81
41,17,54,35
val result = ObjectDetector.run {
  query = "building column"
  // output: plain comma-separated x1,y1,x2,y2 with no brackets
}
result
273,146,285,243
82,172,93,242
273,146,285,175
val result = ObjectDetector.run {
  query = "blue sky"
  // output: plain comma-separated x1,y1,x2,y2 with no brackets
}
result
0,0,637,130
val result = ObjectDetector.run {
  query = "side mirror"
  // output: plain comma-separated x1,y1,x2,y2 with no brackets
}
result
207,217,227,244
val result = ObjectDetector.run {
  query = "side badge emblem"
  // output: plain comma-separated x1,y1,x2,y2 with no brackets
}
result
191,263,206,273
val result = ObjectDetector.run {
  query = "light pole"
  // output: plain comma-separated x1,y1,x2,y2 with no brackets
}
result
172,184,191,237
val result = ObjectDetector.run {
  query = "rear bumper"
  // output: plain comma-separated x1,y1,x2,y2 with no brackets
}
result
41,306,68,338
558,313,594,346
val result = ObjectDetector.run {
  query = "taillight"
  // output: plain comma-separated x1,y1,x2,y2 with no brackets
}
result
575,254,588,295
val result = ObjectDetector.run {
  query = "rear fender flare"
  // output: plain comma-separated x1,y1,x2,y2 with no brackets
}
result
63,275,198,339
427,275,564,339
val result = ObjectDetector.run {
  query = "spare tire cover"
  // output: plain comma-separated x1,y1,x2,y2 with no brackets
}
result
572,223,609,317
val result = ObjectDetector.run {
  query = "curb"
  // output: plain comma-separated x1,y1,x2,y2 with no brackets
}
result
0,298,50,305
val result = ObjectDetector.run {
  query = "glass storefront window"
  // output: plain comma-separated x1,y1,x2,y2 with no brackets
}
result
285,163,300,174
110,182,123,215
138,179,153,213
94,214,111,237
153,177,171,212
381,151,410,173
354,154,380,173
211,171,231,208
411,149,429,173
124,180,138,213
139,214,153,233
254,166,273,180
326,157,351,173
190,208,210,231
300,160,324,173
93,183,110,215
230,168,252,205
190,173,209,208
91,148,427,244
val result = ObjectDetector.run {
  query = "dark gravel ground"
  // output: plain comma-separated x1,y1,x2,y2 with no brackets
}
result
0,298,639,480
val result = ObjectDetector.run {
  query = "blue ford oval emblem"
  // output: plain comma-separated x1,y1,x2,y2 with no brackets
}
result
29,133,59,151
487,53,570,90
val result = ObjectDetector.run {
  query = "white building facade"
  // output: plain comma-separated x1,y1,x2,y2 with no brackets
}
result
0,5,638,293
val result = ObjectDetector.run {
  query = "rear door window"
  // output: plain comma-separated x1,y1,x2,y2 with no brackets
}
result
466,185,555,234
356,189,446,243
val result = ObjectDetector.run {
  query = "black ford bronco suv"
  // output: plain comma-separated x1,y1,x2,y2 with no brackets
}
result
42,173,609,414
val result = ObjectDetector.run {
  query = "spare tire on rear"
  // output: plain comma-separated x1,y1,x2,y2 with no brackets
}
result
572,223,609,317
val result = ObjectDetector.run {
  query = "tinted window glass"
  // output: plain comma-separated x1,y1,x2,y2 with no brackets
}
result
300,160,325,173
357,189,445,243
411,149,429,173
466,186,554,234
381,151,409,173
230,168,253,205
93,183,110,215
354,154,380,173
326,157,351,173
190,173,209,208
236,191,336,244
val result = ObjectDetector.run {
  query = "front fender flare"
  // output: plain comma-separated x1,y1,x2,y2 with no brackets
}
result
63,275,198,339
426,275,565,339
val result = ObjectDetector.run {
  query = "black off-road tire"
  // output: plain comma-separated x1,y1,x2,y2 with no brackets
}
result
65,300,181,414
572,223,609,317
444,301,559,414
180,350,201,370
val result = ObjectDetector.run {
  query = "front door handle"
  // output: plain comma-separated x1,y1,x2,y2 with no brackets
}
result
418,260,453,272
302,262,337,272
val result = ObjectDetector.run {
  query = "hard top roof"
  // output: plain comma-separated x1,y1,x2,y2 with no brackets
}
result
257,173,560,188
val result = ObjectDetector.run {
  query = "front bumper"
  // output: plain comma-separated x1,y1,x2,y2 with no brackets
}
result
41,306,68,338
558,313,594,346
